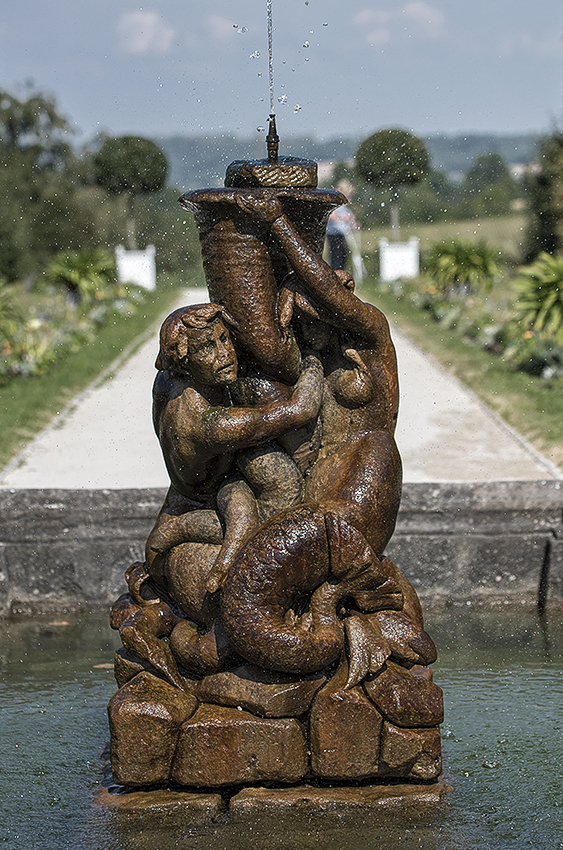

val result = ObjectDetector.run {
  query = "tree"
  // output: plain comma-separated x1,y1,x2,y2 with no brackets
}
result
355,128,429,237
524,130,563,261
0,83,72,168
45,247,118,306
462,152,518,218
0,85,75,280
93,136,168,249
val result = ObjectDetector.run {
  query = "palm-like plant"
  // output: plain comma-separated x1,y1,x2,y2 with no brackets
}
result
424,239,501,296
512,252,563,344
0,279,21,345
45,247,118,305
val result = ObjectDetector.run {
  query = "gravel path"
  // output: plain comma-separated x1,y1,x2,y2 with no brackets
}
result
0,288,559,489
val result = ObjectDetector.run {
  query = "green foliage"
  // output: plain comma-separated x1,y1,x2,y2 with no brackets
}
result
0,85,199,281
512,252,563,344
0,280,22,344
0,83,72,168
466,152,510,187
0,251,146,380
424,239,501,295
93,136,168,196
44,247,119,304
0,86,76,280
341,141,519,230
355,128,429,189
524,131,563,260
461,152,519,218
93,136,168,249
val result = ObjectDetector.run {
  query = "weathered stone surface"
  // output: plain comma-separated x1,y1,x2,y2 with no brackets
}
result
410,664,433,681
114,647,156,688
108,672,198,786
1,482,562,615
229,780,451,814
379,722,442,780
309,674,383,779
224,158,318,188
94,786,224,820
548,535,563,605
364,662,443,728
171,704,307,786
195,662,326,717
370,611,437,665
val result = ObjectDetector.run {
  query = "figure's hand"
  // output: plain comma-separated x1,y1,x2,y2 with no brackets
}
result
206,562,229,594
291,354,324,424
235,193,285,225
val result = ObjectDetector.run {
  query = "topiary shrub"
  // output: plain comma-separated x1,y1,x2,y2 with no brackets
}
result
512,252,563,344
424,239,501,297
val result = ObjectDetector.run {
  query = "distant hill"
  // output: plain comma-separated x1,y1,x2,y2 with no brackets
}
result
424,133,540,177
158,132,541,189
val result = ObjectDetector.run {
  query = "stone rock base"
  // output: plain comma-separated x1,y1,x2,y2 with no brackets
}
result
95,779,452,819
108,664,443,787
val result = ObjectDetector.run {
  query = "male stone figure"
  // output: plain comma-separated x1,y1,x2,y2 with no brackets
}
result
111,302,323,684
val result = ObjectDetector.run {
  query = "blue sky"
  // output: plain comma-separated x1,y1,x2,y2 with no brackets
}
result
1,1,562,143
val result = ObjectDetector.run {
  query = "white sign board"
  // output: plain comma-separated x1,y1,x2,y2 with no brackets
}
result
379,237,420,282
115,244,156,290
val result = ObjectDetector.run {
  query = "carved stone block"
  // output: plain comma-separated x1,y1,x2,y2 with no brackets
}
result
171,704,308,786
195,663,326,717
363,662,444,727
108,672,198,786
379,722,442,780
309,679,383,779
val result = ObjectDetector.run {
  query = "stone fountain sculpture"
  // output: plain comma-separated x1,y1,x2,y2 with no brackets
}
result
107,121,443,796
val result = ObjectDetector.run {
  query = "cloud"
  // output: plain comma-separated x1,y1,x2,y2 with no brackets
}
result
499,29,563,58
353,10,392,47
402,3,447,39
117,11,175,55
353,3,447,47
205,14,239,43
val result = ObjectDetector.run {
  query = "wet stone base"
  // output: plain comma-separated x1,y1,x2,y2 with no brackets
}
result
107,664,444,789
95,778,452,821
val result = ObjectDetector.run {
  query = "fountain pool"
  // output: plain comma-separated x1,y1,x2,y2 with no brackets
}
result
1,606,561,849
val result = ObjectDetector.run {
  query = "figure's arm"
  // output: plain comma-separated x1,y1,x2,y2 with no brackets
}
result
236,195,387,345
180,354,323,454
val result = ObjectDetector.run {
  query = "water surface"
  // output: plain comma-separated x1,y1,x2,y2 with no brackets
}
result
0,605,561,849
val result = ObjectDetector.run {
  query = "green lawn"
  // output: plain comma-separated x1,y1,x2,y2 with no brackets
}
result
363,281,563,472
0,271,205,470
361,214,527,262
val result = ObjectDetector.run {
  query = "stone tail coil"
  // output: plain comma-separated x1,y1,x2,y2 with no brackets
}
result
220,505,406,675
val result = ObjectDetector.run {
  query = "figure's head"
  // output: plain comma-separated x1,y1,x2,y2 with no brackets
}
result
156,303,238,385
283,269,355,351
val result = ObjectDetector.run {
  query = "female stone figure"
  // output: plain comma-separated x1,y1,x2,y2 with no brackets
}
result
220,197,432,678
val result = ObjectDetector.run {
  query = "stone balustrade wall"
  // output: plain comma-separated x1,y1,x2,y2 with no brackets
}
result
0,481,561,616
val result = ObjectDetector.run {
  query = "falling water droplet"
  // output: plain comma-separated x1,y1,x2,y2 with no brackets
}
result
323,22,328,26
257,126,265,132
250,50,260,58
278,94,288,104
303,41,310,48
267,0,275,112
293,104,302,112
